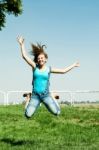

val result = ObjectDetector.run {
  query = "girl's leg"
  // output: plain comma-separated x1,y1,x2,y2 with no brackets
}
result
25,94,40,118
43,95,60,116
24,97,30,109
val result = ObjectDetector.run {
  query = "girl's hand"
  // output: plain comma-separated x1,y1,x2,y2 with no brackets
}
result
17,36,24,46
74,61,80,67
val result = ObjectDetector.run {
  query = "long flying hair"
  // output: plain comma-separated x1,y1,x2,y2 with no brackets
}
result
31,43,48,63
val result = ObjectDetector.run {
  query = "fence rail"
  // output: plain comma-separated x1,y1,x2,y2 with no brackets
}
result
0,90,99,105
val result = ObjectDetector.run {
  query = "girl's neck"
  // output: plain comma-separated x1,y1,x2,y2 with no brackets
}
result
38,64,46,69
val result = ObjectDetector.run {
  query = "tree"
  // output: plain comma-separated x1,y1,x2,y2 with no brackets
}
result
0,0,22,30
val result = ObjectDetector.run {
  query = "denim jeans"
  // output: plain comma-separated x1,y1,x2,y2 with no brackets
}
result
25,92,60,118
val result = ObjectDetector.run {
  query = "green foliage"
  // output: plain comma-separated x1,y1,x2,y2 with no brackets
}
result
0,105,99,149
0,0,22,30
0,5,6,29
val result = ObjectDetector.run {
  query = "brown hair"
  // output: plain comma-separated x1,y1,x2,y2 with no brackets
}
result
31,43,48,63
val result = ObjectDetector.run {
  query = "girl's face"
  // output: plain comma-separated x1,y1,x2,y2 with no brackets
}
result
37,53,47,66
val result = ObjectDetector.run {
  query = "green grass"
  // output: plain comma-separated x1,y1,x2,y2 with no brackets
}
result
0,104,99,150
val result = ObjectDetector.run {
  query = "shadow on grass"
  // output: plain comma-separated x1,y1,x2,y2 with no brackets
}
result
0,138,34,146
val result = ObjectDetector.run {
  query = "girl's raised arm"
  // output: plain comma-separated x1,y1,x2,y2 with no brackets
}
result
51,62,80,74
17,36,36,68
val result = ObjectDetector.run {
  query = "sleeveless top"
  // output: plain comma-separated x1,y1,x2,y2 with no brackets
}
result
32,66,51,94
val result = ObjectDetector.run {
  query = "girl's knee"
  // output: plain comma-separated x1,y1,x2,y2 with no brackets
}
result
44,99,61,116
53,109,60,116
25,113,31,119
25,110,33,118
25,106,35,118
52,102,61,116
49,104,60,116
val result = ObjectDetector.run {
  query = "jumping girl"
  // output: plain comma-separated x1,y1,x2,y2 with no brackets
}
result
17,36,80,118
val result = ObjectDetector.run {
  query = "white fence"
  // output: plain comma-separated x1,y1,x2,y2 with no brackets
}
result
0,90,99,105
0,91,6,105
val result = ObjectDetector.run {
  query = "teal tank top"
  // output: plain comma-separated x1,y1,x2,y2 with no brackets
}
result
32,66,51,94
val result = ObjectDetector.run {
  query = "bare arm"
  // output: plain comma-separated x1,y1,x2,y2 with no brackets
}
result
17,36,36,68
51,62,80,74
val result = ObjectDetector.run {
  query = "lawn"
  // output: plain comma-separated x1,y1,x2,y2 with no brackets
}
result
0,104,99,150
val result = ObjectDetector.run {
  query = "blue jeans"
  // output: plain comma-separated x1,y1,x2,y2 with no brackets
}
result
25,92,60,118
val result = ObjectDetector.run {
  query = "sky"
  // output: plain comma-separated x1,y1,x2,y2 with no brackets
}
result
0,0,99,94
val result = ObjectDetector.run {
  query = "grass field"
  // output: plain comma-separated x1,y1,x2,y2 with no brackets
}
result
0,104,99,150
